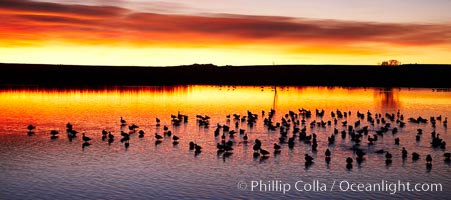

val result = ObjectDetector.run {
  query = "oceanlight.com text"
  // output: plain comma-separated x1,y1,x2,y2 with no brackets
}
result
237,180,443,194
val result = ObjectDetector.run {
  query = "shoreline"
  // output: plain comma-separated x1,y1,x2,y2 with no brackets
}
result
0,63,450,88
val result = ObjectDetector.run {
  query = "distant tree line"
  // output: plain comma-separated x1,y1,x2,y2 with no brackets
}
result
380,60,401,66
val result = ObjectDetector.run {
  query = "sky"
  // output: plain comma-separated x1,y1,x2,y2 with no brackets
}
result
1,0,450,66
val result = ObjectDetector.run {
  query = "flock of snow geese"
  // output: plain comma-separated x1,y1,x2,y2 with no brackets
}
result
25,108,449,170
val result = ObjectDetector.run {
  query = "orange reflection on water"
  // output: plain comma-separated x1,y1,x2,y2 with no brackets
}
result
373,88,400,111
276,87,374,110
1,85,450,200
0,86,193,132
0,85,449,134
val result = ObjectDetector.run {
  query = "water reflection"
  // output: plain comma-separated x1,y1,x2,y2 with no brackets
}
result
374,88,400,111
0,86,441,113
0,85,450,200
273,86,278,110
0,86,449,127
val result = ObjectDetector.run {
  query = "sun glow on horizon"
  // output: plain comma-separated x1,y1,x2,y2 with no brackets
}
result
0,0,450,66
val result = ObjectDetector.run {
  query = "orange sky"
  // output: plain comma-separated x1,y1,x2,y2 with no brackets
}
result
1,0,450,66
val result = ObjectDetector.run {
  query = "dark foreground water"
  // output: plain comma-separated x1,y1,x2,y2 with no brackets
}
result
0,86,449,199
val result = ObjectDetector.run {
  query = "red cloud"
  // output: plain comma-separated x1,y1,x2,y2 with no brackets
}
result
1,0,450,47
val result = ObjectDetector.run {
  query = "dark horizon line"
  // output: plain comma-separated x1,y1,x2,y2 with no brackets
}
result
1,62,451,68
0,63,450,88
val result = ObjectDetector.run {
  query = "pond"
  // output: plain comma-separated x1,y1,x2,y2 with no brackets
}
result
0,85,449,199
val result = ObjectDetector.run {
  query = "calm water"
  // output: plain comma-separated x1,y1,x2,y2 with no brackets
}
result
0,85,450,199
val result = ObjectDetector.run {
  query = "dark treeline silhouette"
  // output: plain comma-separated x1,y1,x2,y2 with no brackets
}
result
0,63,450,88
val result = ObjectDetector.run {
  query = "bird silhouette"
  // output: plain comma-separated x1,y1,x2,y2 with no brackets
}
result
50,130,59,139
66,122,73,130
50,130,59,136
173,135,179,141
402,147,408,159
27,124,36,131
188,141,194,149
444,153,450,162
138,130,145,138
346,157,353,164
172,135,180,145
273,143,281,152
260,148,270,157
243,134,248,142
325,149,331,157
305,154,314,163
346,157,353,169
108,132,114,139
82,133,91,142
385,152,392,160
412,152,420,161
120,116,126,125
253,140,261,152
194,144,202,153
356,149,365,163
